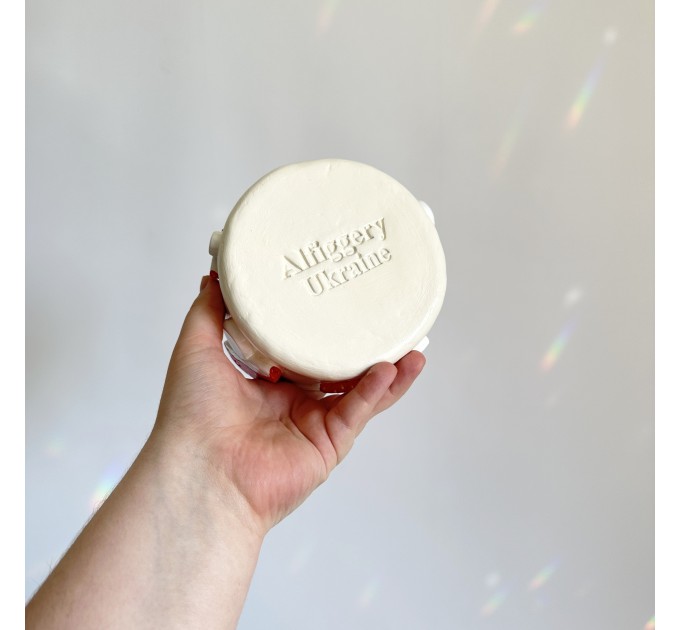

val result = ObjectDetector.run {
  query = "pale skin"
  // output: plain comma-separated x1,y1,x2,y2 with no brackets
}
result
26,274,426,630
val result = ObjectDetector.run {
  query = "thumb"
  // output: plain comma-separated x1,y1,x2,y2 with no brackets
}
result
177,273,226,352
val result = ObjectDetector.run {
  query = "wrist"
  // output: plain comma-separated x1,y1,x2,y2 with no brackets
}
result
123,429,265,628
144,424,267,545
27,424,265,630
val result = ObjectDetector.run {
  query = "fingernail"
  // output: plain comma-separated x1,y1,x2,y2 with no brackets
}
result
210,270,219,280
200,275,209,291
368,362,390,375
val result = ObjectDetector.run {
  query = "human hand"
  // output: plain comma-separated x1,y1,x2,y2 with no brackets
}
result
26,274,426,630
152,273,426,537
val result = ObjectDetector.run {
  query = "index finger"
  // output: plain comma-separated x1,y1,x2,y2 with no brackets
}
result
323,362,398,464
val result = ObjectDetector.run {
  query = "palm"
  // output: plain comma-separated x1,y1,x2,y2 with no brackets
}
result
156,277,425,533
178,348,355,529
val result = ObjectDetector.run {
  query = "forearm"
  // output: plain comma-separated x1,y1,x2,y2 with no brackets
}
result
26,429,264,630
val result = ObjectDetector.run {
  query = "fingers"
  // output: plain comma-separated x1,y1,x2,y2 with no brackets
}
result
324,362,398,463
373,351,426,415
176,274,227,353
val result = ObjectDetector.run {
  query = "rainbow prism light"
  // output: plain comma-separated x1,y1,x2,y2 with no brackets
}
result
541,324,573,371
513,0,549,34
528,560,559,590
481,589,508,616
566,56,605,129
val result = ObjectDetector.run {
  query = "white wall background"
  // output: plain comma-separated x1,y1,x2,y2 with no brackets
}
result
26,1,654,628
